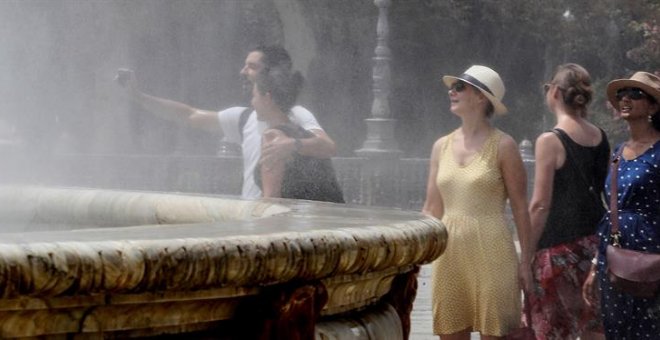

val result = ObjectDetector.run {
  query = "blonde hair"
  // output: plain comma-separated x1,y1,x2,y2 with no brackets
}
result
551,63,593,118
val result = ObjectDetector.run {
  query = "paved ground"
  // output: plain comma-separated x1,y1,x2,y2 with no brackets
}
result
409,265,481,340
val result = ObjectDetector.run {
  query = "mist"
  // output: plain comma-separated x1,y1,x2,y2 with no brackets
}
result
0,0,650,199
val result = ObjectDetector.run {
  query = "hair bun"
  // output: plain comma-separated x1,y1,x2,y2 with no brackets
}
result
574,94,586,106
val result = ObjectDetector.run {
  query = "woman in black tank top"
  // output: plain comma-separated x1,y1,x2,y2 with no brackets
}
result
525,64,609,340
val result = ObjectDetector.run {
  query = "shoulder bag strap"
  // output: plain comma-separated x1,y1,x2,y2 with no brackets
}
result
609,144,626,246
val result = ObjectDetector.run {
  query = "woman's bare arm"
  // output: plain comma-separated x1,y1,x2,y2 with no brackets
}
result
260,129,288,198
422,137,446,219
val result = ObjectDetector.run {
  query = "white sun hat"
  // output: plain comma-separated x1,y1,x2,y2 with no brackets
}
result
442,65,508,115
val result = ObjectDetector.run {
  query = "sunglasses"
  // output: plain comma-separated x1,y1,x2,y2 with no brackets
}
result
543,83,552,93
450,81,467,92
615,87,648,101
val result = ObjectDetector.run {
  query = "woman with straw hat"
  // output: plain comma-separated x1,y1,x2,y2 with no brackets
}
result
422,65,533,339
583,71,660,339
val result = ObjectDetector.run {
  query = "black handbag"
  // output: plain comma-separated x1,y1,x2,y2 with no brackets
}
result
606,145,660,298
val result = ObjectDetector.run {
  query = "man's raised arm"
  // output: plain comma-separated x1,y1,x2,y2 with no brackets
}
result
116,68,222,135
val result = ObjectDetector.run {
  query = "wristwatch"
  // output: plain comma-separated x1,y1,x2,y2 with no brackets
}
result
294,138,303,153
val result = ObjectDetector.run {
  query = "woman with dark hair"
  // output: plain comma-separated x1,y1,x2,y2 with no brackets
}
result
525,63,608,340
583,71,660,339
252,67,344,203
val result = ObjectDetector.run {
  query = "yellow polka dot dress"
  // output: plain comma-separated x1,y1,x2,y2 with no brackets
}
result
431,128,521,336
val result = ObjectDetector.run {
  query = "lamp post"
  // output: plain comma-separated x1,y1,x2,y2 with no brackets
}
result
356,0,401,157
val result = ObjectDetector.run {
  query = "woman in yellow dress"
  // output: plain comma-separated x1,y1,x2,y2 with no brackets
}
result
422,65,533,339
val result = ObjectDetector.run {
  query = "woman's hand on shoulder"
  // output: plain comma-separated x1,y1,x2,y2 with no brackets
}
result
262,128,286,144
260,129,292,171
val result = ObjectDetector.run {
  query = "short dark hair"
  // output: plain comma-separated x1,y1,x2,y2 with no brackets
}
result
252,45,292,72
255,67,304,113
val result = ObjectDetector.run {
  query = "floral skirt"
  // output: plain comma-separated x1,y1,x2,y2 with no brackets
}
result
526,235,603,340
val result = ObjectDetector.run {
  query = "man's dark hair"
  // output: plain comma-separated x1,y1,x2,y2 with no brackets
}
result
253,45,292,71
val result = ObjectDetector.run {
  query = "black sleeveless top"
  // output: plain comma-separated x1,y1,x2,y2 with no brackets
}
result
255,124,345,203
537,128,610,249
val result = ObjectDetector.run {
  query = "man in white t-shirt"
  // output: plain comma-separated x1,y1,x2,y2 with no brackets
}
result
117,45,336,198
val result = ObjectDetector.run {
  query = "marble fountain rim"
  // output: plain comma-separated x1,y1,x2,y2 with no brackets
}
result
0,186,447,298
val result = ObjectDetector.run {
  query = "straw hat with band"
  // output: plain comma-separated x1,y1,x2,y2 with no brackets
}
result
442,65,508,115
606,71,660,110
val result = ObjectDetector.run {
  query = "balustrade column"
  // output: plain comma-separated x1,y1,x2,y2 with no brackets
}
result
356,0,402,207
519,139,535,199
356,0,401,157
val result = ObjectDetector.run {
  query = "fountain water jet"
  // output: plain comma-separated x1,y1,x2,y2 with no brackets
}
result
0,186,446,339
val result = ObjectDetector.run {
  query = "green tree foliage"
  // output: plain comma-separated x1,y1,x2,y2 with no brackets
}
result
625,0,660,72
388,0,657,154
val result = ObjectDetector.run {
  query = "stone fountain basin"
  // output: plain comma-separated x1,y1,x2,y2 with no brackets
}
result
0,186,446,338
